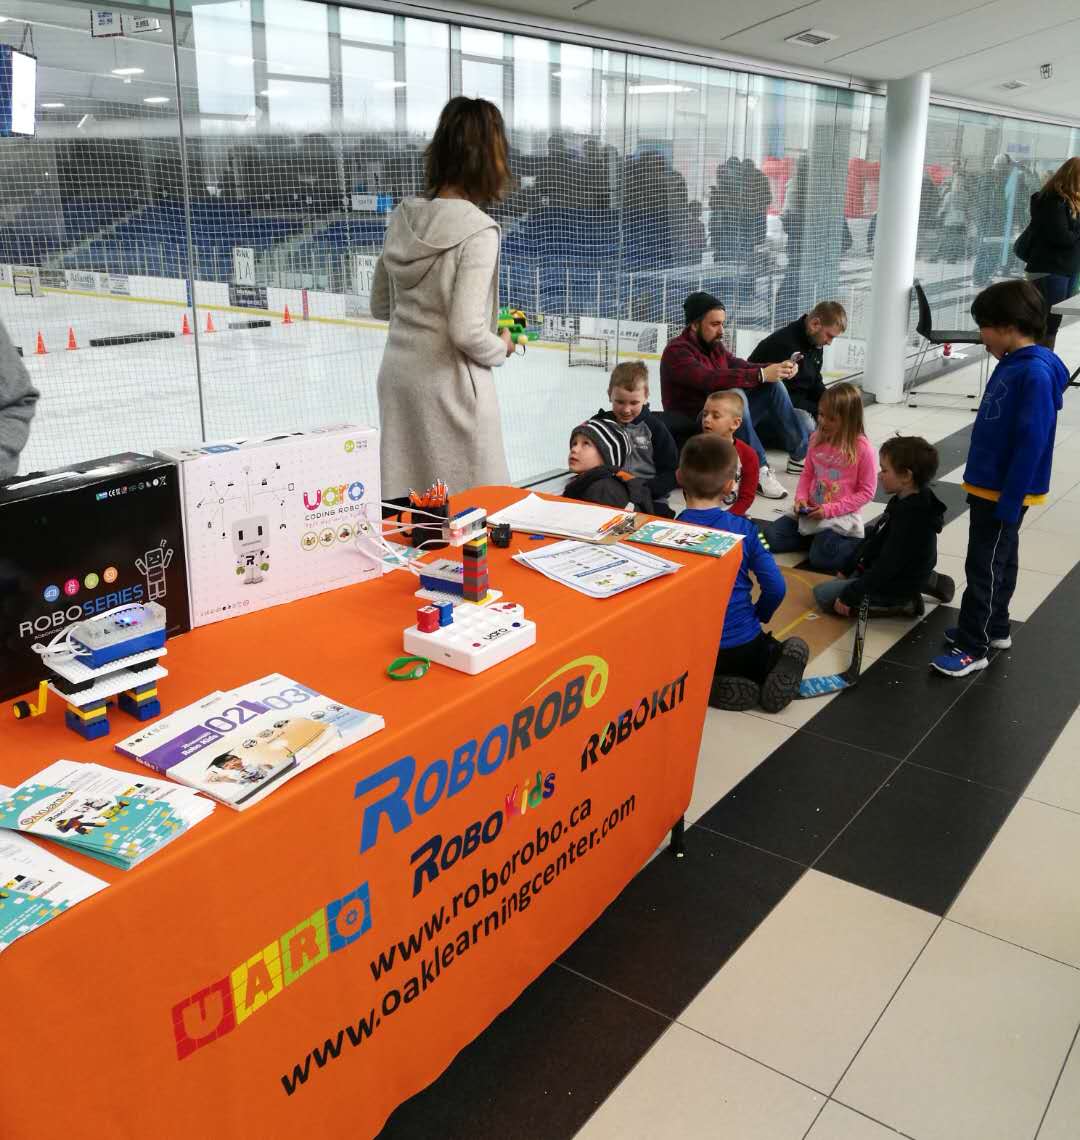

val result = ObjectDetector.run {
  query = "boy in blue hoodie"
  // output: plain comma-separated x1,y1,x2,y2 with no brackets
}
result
677,434,808,712
932,279,1070,677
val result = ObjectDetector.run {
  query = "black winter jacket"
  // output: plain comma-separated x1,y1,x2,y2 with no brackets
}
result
840,487,945,606
564,466,655,513
1024,190,1080,279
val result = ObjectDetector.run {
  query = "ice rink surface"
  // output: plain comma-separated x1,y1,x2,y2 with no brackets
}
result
2,285,616,482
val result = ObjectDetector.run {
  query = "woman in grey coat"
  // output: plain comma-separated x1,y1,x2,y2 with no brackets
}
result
371,97,515,499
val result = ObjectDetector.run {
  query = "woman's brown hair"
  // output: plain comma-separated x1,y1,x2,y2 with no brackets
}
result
425,97,512,205
1043,157,1080,218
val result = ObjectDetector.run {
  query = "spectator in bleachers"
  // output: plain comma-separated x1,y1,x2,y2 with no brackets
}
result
582,139,611,210
685,201,707,264
709,158,741,260
371,97,516,498
0,317,39,481
741,158,771,254
936,174,969,263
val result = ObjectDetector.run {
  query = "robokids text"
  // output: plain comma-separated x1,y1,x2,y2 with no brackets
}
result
171,881,373,1061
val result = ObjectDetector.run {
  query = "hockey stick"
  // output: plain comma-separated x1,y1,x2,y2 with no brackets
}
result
796,596,870,698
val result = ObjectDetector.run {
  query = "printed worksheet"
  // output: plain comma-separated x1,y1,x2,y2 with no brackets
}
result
513,540,681,598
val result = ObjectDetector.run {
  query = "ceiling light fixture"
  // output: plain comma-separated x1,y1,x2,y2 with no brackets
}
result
41,102,65,108
143,96,170,104
111,67,145,76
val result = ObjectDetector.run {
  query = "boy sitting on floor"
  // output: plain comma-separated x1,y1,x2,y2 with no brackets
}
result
565,417,655,511
812,435,954,619
677,434,808,712
700,389,760,516
595,361,678,516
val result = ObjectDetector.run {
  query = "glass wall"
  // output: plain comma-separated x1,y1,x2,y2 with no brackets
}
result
913,106,1077,350
0,0,1073,481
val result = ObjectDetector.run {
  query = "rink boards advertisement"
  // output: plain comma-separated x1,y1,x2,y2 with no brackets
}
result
0,452,189,700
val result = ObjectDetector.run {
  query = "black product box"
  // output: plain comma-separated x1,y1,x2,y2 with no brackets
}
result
0,453,190,701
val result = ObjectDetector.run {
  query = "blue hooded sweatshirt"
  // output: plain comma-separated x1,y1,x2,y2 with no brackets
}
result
962,345,1070,523
677,506,786,648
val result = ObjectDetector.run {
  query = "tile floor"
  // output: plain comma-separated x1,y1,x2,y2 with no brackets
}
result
378,326,1080,1140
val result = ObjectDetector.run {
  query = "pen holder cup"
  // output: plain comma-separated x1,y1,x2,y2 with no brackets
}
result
382,498,449,550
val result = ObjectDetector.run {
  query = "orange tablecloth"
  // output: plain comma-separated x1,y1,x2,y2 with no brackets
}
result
0,487,737,1140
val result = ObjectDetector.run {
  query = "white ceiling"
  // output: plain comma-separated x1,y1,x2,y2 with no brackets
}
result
494,0,1080,122
3,0,1079,125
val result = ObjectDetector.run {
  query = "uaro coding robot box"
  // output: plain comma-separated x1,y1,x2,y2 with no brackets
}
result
157,425,381,628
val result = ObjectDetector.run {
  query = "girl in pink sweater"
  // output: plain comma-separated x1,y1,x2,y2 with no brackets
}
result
761,383,877,573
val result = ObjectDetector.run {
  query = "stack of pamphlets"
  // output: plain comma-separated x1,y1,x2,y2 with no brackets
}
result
512,539,681,599
487,493,637,542
115,673,385,810
0,830,108,952
0,760,206,870
627,519,743,559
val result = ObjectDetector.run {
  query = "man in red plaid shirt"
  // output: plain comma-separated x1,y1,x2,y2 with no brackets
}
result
660,292,807,500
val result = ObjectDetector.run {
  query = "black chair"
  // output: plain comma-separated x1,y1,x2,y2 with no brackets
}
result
906,280,987,409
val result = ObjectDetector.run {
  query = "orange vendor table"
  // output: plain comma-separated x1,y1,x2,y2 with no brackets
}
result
0,486,738,1140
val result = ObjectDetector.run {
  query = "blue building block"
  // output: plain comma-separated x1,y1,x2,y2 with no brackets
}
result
64,710,110,740
118,693,161,721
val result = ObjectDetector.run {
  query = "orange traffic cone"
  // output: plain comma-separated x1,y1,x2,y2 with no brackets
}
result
66,327,78,351
181,312,192,336
34,331,47,355
282,305,293,325
205,312,216,334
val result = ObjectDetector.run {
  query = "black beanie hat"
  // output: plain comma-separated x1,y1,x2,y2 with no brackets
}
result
683,291,725,326
570,418,629,470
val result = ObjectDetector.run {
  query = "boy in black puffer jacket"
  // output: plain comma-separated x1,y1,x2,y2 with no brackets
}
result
564,418,655,513
812,436,953,618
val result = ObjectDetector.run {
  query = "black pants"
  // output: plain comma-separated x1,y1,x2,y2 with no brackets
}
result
1032,272,1074,347
714,631,784,685
955,495,1026,656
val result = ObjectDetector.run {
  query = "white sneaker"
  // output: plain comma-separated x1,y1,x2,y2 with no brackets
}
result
758,466,788,500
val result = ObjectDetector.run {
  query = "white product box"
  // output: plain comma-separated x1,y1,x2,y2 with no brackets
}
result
158,424,380,627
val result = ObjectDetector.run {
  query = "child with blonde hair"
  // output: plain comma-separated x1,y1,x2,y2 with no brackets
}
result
700,389,759,516
595,360,678,515
761,382,877,573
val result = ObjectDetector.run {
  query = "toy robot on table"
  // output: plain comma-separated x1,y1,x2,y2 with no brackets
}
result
13,602,169,739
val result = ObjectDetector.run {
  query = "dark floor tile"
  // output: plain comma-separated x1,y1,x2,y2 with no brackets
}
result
929,424,976,477
930,479,975,526
558,825,802,1018
880,605,963,668
377,963,666,1140
801,658,971,759
696,732,896,864
815,761,1015,915
909,671,1078,793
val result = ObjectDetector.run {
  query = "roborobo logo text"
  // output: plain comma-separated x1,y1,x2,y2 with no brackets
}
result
352,656,608,855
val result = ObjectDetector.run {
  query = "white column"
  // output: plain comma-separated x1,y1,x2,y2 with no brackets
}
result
864,72,930,404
